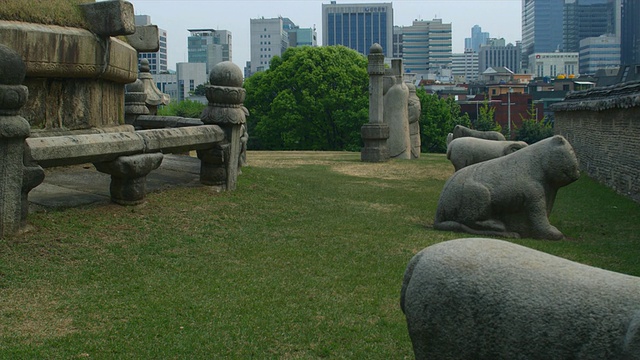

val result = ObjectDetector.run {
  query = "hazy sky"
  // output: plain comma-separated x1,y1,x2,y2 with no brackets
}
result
127,0,522,71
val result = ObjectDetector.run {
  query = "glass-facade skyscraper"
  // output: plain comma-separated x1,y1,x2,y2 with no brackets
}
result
563,0,617,53
621,0,640,65
322,2,394,58
187,29,232,74
464,25,490,53
521,0,565,71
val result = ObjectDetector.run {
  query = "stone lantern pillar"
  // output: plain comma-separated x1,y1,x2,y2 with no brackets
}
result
0,44,32,238
138,58,169,115
361,43,390,162
198,61,248,191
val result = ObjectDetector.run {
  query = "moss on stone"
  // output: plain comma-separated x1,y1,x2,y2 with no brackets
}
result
1,0,95,29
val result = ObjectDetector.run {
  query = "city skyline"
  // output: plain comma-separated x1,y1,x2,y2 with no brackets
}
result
127,0,522,72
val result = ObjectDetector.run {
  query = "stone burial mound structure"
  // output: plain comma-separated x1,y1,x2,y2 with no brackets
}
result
434,135,580,240
400,238,640,360
0,1,247,238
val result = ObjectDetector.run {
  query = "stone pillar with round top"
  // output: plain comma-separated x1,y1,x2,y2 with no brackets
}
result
0,44,32,238
361,43,390,162
198,61,248,191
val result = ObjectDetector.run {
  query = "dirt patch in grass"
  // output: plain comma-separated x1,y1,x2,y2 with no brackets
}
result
0,286,76,341
331,161,452,181
247,151,453,181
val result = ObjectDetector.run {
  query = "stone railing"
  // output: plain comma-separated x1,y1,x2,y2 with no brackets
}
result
0,1,247,238
551,81,640,204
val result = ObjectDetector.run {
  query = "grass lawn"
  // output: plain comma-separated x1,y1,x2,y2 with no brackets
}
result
1,151,639,358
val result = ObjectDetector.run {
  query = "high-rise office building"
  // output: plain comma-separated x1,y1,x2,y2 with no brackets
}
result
478,39,522,74
620,0,640,65
579,34,620,74
134,15,168,74
563,0,618,53
452,50,479,83
401,19,452,76
187,29,232,74
464,25,490,52
521,0,565,71
283,18,317,47
249,17,290,75
322,2,394,57
392,26,403,58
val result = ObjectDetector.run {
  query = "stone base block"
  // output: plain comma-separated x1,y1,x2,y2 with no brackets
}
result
94,153,163,205
361,123,390,163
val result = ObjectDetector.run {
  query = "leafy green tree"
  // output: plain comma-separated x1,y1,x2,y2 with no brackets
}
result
417,90,471,153
515,103,554,144
192,83,208,96
157,99,206,118
474,98,501,132
244,45,368,151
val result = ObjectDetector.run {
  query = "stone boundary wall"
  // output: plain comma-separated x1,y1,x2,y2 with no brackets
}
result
551,81,640,203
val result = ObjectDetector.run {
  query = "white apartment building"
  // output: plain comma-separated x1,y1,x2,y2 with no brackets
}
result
528,52,580,78
176,62,207,102
249,17,290,75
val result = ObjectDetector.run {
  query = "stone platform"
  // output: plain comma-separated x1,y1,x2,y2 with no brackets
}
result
28,154,203,212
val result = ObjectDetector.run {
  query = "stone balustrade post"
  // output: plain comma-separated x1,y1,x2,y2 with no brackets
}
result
361,43,390,162
198,61,247,191
0,45,33,238
94,153,163,205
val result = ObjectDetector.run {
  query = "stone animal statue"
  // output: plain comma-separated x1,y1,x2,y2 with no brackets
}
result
446,137,528,171
434,135,579,240
452,124,506,141
400,238,640,360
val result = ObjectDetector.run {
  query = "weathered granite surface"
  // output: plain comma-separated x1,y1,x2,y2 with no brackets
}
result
434,135,579,240
401,238,640,360
452,124,506,141
446,137,528,171
383,60,411,159
361,43,389,162
0,20,137,129
407,83,421,159
0,44,31,237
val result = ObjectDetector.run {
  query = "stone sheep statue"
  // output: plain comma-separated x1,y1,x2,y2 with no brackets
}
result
447,137,528,171
452,124,506,141
434,135,579,240
400,238,640,360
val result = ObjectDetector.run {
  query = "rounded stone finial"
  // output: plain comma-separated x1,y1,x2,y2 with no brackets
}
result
209,61,244,87
0,44,26,85
126,79,145,93
370,43,383,54
139,58,151,74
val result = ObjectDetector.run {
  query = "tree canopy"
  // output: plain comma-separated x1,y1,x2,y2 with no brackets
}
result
515,103,554,144
417,90,471,153
244,46,369,151
474,98,501,132
157,99,206,118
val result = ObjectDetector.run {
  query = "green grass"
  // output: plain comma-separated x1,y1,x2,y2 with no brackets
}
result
1,0,94,29
1,151,639,358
